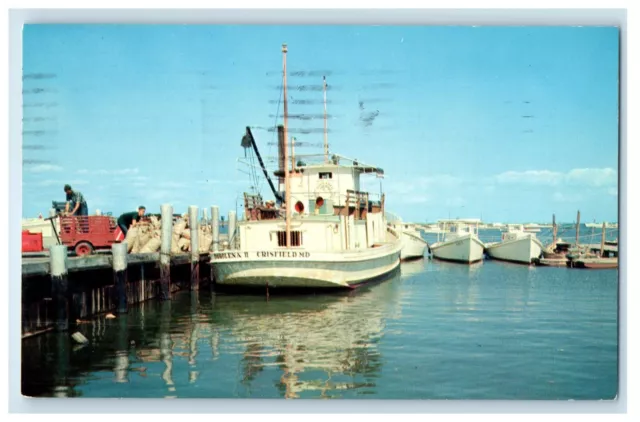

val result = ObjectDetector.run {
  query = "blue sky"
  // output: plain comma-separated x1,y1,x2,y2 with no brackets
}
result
21,25,619,223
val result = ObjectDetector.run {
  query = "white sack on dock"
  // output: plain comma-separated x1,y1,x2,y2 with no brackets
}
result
173,219,187,235
149,215,160,229
131,224,150,254
199,233,213,253
171,236,180,254
178,237,190,252
139,236,161,253
125,227,139,253
181,228,191,240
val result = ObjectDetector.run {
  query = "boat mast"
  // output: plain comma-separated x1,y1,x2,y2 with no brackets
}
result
576,210,580,247
282,43,291,248
323,75,329,163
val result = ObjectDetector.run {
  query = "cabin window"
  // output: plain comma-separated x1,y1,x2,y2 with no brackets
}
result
277,230,302,247
319,172,333,179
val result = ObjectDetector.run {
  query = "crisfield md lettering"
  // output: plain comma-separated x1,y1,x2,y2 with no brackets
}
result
212,251,311,260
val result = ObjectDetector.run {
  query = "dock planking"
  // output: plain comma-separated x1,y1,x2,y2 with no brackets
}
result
22,252,211,278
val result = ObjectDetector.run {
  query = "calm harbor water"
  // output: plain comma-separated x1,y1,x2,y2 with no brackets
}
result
22,231,618,400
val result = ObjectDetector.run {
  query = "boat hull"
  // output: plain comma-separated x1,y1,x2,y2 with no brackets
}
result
210,244,402,289
535,257,568,267
430,235,484,264
400,231,428,261
572,258,618,269
485,236,543,265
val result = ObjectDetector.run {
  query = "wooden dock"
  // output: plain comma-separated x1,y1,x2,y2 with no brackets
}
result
22,252,204,278
21,203,233,339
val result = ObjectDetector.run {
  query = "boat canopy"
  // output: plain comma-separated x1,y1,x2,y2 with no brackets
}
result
273,153,384,178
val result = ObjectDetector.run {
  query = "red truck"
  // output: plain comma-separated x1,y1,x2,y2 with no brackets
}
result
22,215,125,256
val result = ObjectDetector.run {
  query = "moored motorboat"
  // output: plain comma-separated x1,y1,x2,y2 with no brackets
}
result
485,224,544,265
429,219,485,264
387,213,429,261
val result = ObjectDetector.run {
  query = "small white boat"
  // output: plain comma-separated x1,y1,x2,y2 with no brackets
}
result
430,219,485,264
523,223,542,233
585,221,617,229
485,224,544,265
386,213,429,261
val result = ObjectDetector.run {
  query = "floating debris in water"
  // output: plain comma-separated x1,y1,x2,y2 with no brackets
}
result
71,332,89,344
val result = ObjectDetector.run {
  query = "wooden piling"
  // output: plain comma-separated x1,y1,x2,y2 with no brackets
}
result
600,222,606,257
49,245,69,332
160,204,173,300
189,205,200,291
211,206,220,252
228,210,237,248
112,242,128,314
576,210,581,247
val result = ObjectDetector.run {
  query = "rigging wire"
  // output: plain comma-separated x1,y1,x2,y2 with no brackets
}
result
256,74,285,196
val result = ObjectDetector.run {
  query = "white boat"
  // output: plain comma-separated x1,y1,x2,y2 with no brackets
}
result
386,213,429,261
429,219,485,264
585,221,617,229
210,44,402,290
523,223,542,233
485,224,544,265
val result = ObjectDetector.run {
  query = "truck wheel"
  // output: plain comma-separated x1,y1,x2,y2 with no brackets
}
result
75,241,94,256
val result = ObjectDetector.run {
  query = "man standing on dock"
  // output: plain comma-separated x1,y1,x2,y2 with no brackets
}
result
63,184,88,216
117,206,146,236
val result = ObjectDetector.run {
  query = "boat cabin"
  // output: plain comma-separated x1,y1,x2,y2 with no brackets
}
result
436,219,481,243
238,154,389,252
501,224,535,242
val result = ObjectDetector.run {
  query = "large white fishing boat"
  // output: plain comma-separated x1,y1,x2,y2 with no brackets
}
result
386,212,429,261
210,44,402,290
485,224,544,265
429,219,485,264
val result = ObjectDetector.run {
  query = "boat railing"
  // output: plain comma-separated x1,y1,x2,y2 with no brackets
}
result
290,153,385,176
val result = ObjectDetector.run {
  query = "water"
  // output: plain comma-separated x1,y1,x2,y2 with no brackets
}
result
22,256,618,400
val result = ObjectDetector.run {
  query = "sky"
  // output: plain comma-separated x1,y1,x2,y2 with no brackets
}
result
21,25,619,223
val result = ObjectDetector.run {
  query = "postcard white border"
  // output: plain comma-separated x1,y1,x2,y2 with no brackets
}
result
3,2,634,418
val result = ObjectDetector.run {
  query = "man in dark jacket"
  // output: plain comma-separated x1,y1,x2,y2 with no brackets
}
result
117,206,146,236
64,184,88,216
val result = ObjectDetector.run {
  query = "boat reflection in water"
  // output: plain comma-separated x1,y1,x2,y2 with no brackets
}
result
22,268,405,399
212,267,404,399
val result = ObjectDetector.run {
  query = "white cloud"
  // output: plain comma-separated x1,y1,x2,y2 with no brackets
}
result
552,192,583,203
565,168,617,187
95,168,139,175
26,164,63,173
77,168,140,175
494,170,562,186
24,179,89,187
385,174,462,195
607,187,618,196
494,168,617,188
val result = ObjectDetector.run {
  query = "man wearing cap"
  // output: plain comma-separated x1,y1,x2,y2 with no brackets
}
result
64,184,88,216
117,206,146,236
